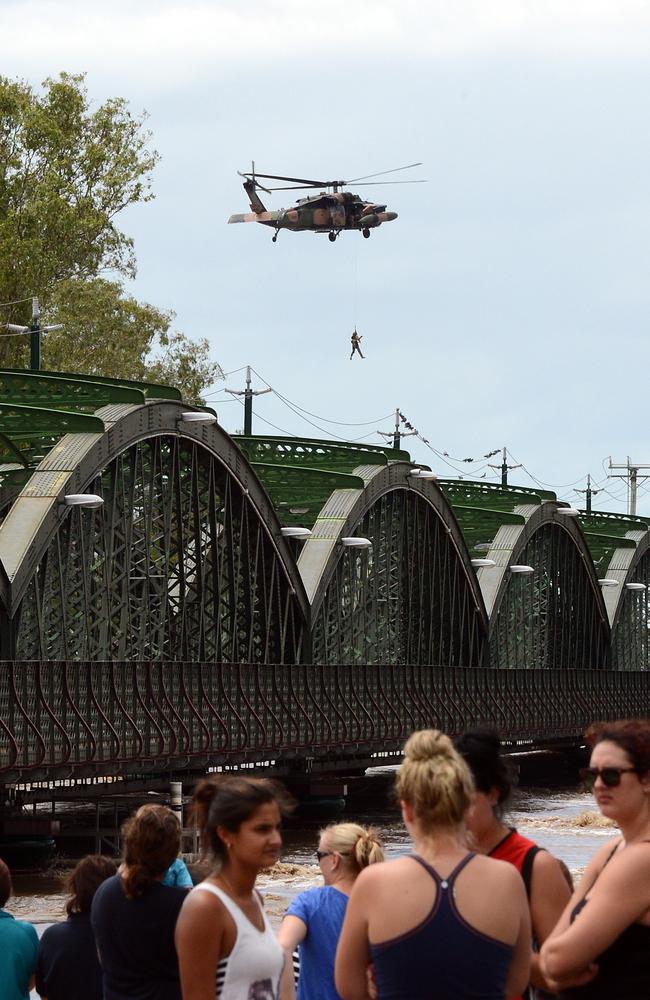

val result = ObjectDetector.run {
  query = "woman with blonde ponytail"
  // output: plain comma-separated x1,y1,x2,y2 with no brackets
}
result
335,730,531,1000
278,823,384,999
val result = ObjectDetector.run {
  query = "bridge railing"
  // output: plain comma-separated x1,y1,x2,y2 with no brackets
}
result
1,661,648,783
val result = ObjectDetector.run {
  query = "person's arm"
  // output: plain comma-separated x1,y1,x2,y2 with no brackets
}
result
175,891,227,1000
504,873,532,1000
335,876,372,1000
528,851,572,989
541,842,650,983
277,915,305,1000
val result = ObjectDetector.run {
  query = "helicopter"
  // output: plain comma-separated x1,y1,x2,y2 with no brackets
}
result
228,162,425,242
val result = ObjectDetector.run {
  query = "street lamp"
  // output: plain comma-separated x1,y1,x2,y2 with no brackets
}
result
556,507,580,517
471,558,496,567
510,565,534,575
408,469,437,481
341,537,372,548
178,412,217,424
62,494,104,509
598,579,619,587
280,527,311,540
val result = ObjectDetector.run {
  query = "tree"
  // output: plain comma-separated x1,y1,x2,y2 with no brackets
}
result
0,73,221,400
42,279,221,404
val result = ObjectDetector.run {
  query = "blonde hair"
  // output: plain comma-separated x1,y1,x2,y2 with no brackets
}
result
396,729,474,830
320,822,384,872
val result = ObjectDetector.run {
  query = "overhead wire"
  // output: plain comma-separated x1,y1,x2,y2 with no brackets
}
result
0,296,33,308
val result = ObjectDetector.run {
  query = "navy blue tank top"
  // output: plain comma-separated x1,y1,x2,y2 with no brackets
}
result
369,854,514,1000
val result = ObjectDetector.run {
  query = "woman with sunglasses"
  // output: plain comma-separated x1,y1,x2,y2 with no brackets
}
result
455,728,572,999
540,719,650,998
277,823,384,1000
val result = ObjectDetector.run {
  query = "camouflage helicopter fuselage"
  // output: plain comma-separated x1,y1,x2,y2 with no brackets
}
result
228,180,397,242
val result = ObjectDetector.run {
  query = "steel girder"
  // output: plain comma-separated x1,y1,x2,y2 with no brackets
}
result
297,463,489,666
488,508,609,669
0,401,309,662
608,538,650,670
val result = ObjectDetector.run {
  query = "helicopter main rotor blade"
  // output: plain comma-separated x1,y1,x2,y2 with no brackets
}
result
265,185,333,192
242,171,330,187
345,162,423,183
346,180,428,186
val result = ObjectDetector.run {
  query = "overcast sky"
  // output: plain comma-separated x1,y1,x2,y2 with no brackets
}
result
4,1,650,513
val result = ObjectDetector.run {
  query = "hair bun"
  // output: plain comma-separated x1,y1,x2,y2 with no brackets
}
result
404,729,453,763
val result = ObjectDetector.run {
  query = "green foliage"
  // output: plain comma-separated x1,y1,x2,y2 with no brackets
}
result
42,278,222,404
0,73,221,402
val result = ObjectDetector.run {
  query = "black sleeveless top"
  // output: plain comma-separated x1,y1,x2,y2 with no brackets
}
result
558,843,650,1000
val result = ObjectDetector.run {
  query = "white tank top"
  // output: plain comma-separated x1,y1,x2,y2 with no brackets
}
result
192,882,284,999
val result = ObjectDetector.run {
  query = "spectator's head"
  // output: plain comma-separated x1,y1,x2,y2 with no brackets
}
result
396,729,474,832
585,719,650,777
65,854,117,915
316,823,384,885
121,805,181,900
0,859,11,907
454,728,514,812
191,776,294,867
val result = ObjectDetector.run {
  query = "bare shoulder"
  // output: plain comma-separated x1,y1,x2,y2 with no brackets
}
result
532,849,568,879
178,883,227,921
471,853,525,887
353,855,415,890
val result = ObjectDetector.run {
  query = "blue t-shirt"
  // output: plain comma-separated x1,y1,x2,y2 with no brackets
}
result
162,858,193,888
287,885,349,1000
0,908,39,1000
91,874,186,1000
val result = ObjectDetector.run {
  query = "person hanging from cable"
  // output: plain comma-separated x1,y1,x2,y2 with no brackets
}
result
350,328,364,360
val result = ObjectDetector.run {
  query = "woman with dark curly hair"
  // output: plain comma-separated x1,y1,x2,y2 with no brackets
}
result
91,804,189,1000
175,776,294,1000
36,854,116,1000
455,728,572,999
541,719,650,998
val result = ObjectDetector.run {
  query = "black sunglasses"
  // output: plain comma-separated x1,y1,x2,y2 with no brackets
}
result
316,850,332,861
579,766,639,788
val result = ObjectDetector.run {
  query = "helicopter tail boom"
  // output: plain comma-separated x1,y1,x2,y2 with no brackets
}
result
228,210,281,225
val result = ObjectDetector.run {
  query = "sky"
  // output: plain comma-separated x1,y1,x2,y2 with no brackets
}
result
3,0,650,513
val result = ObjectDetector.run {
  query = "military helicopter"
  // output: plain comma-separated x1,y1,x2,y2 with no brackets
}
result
228,162,425,242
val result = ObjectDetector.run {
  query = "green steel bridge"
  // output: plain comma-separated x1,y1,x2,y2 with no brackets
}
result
0,369,648,792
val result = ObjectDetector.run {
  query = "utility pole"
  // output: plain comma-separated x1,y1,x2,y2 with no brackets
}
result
488,447,522,486
4,297,62,371
575,474,601,514
225,366,272,435
30,296,41,370
608,457,650,517
378,408,417,451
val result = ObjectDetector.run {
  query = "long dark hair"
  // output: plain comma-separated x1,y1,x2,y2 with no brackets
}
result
191,776,294,865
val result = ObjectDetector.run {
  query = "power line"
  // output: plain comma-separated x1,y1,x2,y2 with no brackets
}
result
0,295,33,308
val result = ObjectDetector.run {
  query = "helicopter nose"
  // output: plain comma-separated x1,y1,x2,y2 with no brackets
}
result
380,212,398,222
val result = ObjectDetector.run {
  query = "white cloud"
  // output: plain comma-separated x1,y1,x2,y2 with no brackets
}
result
4,1,650,94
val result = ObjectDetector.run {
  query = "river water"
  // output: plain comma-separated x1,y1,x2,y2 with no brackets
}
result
5,768,616,1000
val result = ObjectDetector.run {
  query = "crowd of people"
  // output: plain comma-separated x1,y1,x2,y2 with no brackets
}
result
1,717,650,999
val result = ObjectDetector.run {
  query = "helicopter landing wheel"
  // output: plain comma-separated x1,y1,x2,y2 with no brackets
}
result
328,231,337,242
362,228,370,239
272,234,278,243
